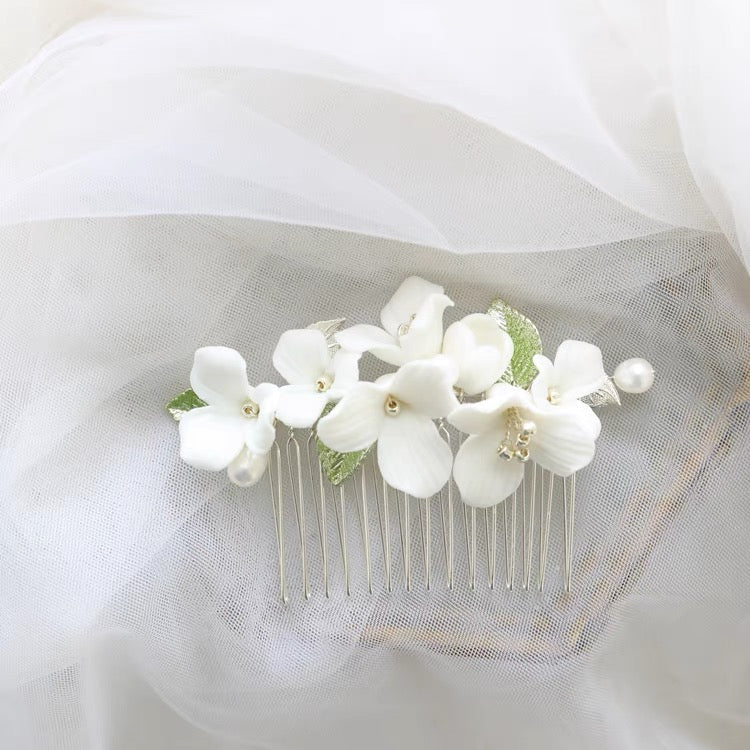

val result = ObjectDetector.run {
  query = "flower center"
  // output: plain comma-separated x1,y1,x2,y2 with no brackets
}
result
315,373,333,393
397,313,416,337
547,386,561,405
496,407,536,462
384,395,401,416
241,399,260,418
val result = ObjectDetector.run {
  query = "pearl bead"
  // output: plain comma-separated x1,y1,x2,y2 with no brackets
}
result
613,358,655,394
227,448,268,487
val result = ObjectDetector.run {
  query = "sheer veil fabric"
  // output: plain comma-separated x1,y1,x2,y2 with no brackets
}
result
1,2,749,748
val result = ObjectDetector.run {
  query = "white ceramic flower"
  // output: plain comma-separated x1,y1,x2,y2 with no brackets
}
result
530,340,608,406
273,328,359,429
442,313,514,396
449,383,601,508
335,276,453,366
316,357,459,498
179,346,279,486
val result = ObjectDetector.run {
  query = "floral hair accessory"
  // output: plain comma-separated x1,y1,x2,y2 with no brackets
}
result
172,346,279,487
167,277,654,598
335,276,453,366
316,356,459,498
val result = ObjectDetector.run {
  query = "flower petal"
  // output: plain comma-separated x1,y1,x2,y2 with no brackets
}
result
375,372,396,389
276,385,328,429
399,292,454,361
457,346,509,396
539,397,602,440
576,400,602,440
245,412,278,454
449,383,530,435
273,329,329,385
463,314,514,393
529,403,599,476
179,406,245,471
487,382,534,408
316,382,386,453
251,382,280,414
330,348,360,394
530,354,555,404
441,316,473,363
377,409,453,498
190,346,251,408
453,430,525,508
462,313,514,354
380,276,445,337
552,340,608,400
448,399,503,435
389,357,459,418
444,314,513,395
335,324,405,366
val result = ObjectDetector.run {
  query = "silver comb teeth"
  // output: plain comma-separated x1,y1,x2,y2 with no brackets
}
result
266,425,578,602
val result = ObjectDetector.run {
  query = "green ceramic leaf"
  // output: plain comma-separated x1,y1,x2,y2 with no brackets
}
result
487,298,543,389
166,388,207,421
315,403,372,485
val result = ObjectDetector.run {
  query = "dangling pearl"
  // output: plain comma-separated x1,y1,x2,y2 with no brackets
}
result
227,448,268,487
613,358,655,394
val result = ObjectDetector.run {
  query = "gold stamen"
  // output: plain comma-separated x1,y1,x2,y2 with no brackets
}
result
384,396,401,416
241,400,260,418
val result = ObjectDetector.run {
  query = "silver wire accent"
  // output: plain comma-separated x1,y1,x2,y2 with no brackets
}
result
483,508,492,588
286,429,309,599
438,421,454,590
334,482,350,596
353,465,372,594
305,431,329,598
397,492,412,591
563,472,576,592
522,462,537,590
373,461,393,592
418,497,431,590
538,470,554,591
267,441,287,603
505,487,517,588
489,505,498,589
470,507,477,590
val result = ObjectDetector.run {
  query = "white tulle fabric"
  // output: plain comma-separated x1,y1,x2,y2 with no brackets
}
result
1,2,749,748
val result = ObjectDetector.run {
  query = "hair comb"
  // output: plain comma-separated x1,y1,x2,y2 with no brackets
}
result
167,277,654,600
